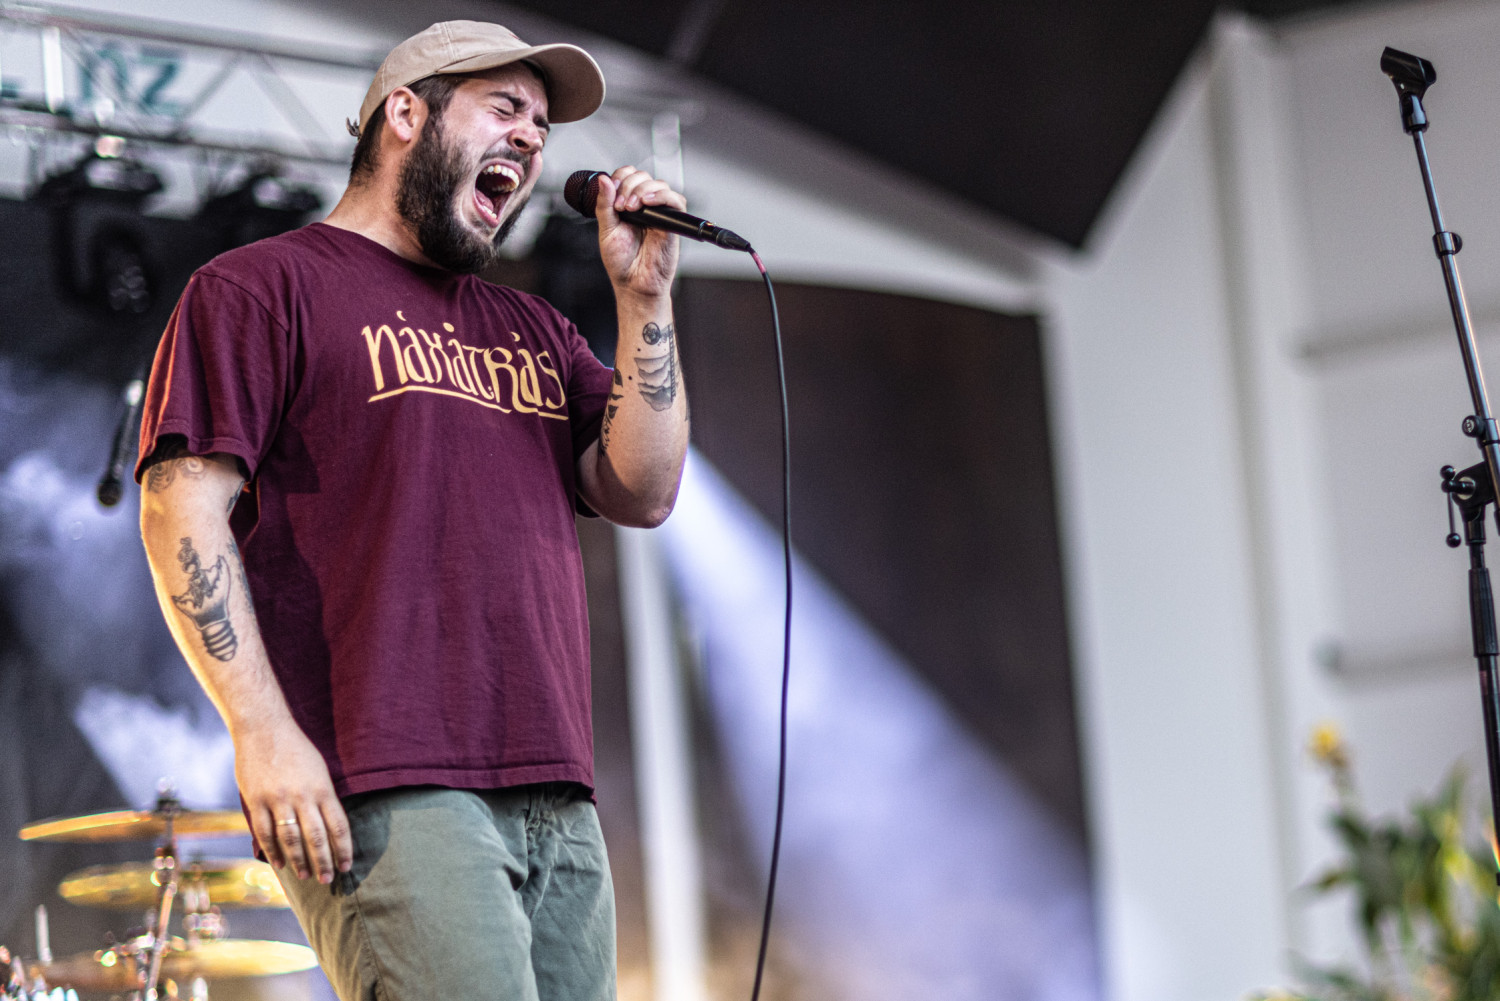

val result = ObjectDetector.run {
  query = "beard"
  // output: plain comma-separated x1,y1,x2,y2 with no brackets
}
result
395,113,530,274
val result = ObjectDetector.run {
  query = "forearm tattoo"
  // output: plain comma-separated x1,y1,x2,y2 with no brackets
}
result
227,536,253,603
170,537,238,661
598,322,684,453
635,322,678,412
600,369,624,455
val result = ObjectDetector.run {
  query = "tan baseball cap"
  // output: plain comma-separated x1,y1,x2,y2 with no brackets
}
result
355,21,605,133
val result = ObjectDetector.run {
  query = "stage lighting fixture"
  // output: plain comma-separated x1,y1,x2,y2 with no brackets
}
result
93,231,152,315
33,143,164,317
196,169,322,250
35,147,164,205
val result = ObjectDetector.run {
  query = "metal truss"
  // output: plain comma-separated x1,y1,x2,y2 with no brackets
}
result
0,1,707,222
0,0,383,201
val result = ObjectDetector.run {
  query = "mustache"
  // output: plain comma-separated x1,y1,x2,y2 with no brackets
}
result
478,148,533,175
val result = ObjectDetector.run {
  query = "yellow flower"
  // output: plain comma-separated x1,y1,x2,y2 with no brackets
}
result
1308,722,1349,771
1419,961,1457,1001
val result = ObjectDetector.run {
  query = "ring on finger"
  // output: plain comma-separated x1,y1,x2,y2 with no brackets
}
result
276,818,300,828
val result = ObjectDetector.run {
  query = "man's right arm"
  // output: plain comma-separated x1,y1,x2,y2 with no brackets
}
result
139,440,351,884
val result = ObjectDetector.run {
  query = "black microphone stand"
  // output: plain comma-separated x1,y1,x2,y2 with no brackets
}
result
97,362,147,508
1382,47,1500,869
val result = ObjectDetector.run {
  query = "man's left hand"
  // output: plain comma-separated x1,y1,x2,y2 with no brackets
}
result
592,166,684,303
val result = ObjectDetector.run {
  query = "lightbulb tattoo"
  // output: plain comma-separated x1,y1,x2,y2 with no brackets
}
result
170,536,238,661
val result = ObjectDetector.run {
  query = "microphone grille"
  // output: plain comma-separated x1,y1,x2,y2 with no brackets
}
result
96,477,123,507
563,170,604,218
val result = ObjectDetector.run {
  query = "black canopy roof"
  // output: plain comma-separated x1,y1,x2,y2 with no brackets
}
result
503,0,1355,247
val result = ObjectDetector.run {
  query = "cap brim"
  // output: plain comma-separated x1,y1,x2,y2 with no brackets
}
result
440,42,605,124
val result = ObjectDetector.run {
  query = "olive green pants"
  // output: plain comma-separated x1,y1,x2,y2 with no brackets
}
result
276,784,616,1001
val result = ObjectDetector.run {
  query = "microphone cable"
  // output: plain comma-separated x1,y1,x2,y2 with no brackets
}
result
559,174,791,996
745,248,790,1001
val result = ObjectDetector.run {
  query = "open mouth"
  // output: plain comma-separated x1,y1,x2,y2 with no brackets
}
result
473,161,521,228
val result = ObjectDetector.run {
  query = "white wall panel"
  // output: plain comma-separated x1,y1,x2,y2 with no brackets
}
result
1044,43,1288,1000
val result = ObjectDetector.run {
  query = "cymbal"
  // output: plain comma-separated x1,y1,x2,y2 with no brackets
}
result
60,859,288,910
29,939,317,991
19,808,248,842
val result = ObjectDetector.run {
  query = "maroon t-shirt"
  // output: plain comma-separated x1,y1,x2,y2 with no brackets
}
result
137,222,614,798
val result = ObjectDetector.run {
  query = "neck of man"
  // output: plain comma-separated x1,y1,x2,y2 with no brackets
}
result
323,174,441,269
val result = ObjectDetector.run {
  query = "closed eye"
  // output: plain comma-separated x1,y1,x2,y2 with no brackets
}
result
487,90,551,133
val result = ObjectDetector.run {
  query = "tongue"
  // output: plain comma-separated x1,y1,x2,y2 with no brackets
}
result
475,186,497,219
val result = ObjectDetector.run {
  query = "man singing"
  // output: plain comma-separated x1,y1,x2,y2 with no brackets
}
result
136,21,689,1000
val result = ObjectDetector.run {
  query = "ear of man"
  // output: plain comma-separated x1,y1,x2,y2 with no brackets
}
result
381,87,428,155
348,74,467,186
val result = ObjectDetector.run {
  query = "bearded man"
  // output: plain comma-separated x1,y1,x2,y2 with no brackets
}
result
135,21,689,1001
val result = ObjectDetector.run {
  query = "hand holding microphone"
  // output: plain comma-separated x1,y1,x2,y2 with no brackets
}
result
564,168,751,251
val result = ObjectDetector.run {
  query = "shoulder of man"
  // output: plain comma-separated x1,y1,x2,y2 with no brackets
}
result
196,224,326,285
467,278,575,331
184,224,347,329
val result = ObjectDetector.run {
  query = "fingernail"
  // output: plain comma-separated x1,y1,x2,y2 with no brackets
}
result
340,862,352,873
320,873,332,885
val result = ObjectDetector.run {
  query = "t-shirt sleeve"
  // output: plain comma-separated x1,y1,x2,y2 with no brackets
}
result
135,271,291,482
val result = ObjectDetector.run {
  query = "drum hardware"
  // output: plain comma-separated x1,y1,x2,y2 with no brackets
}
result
58,860,287,911
1,942,79,1001
18,799,247,844
32,908,49,968
139,836,177,998
16,792,313,1000
25,938,317,994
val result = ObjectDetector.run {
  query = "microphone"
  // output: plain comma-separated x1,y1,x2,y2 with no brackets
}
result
563,170,751,252
97,370,146,508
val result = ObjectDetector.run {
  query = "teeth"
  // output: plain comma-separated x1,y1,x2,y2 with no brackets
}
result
481,163,519,192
